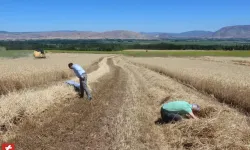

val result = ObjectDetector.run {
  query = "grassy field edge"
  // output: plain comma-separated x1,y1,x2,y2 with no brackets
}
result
1,50,250,58
48,50,250,57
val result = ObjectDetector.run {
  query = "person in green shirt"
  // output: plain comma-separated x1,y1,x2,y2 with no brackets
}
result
160,100,200,123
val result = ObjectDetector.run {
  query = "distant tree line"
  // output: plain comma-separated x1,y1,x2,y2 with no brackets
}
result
129,43,250,50
0,40,250,51
0,40,125,51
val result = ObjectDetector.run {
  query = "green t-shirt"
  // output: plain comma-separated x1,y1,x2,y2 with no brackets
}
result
162,101,192,115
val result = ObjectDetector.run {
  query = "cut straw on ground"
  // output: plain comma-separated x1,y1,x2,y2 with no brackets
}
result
127,56,250,113
0,54,108,95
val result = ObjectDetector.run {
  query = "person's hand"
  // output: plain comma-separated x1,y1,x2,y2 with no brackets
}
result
185,114,191,119
189,112,199,120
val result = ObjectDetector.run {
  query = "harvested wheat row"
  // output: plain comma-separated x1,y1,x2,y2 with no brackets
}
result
0,56,111,142
127,57,250,113
0,70,73,95
121,56,250,150
0,53,109,95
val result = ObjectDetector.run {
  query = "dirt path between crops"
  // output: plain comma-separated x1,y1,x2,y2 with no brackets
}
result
9,56,250,150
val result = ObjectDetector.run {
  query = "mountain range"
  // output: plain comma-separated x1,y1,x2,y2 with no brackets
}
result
1,25,250,40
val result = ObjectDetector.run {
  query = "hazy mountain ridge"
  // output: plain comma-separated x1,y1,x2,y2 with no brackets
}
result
1,25,250,40
142,31,214,39
212,25,250,38
0,30,148,40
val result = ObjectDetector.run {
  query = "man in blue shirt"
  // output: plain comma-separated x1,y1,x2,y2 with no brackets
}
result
68,63,92,100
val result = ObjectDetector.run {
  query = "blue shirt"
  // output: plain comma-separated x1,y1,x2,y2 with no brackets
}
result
66,80,80,90
71,64,86,78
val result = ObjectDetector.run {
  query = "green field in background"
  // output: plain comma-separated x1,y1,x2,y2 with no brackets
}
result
0,50,31,58
1,50,250,58
49,50,250,57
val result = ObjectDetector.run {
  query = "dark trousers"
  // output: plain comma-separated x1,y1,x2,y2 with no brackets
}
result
161,108,182,123
79,73,92,99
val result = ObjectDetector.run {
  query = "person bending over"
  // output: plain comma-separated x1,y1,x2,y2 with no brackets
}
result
68,63,92,100
160,100,200,123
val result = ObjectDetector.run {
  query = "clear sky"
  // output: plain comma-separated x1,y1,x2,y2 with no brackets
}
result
1,0,250,32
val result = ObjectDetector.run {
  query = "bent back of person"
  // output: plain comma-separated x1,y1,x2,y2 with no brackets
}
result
162,100,192,115
161,100,193,123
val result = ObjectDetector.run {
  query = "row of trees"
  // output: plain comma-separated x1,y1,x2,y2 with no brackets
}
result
0,40,125,51
0,40,250,51
129,43,250,50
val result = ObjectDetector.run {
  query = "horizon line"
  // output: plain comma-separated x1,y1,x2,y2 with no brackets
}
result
1,24,250,33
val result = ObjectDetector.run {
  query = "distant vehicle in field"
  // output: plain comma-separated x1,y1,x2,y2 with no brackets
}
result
33,49,46,58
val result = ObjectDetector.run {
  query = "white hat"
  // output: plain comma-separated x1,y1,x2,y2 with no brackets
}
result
192,104,201,111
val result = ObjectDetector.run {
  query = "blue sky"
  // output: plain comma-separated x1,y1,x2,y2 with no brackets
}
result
1,0,250,32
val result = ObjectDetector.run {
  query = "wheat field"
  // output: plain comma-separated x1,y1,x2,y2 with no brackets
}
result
0,53,110,140
127,56,250,113
121,56,250,149
0,53,110,95
0,53,250,149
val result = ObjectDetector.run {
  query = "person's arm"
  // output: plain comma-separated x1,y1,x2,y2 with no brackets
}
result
185,114,191,119
188,111,199,120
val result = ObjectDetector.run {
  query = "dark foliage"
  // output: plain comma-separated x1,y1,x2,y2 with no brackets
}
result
0,39,250,51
